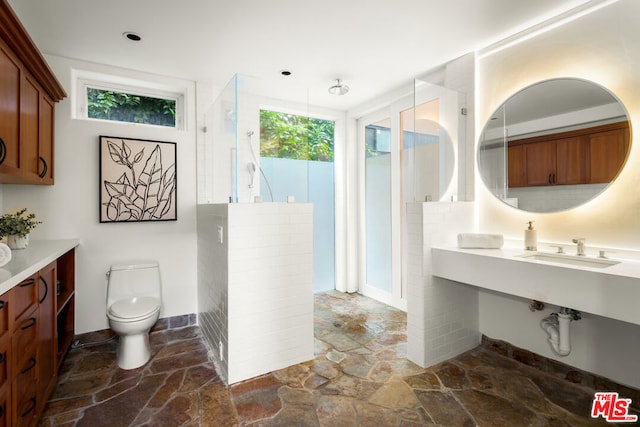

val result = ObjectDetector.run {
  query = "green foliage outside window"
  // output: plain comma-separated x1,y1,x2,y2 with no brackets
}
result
87,88,176,127
260,110,334,162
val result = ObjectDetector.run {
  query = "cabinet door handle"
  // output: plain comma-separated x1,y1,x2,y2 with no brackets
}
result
0,300,5,309
548,174,552,184
20,397,36,417
0,353,4,364
19,278,36,287
20,357,36,374
39,275,49,304
0,138,6,166
38,156,48,178
20,317,36,330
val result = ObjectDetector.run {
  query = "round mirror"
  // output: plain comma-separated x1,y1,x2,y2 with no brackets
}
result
478,78,631,213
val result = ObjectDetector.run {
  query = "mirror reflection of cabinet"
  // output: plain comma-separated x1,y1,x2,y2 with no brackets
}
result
508,136,586,187
507,121,629,188
478,78,631,213
589,125,630,183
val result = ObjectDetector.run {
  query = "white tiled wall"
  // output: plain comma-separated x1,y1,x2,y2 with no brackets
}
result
197,203,314,384
197,204,229,382
406,201,481,367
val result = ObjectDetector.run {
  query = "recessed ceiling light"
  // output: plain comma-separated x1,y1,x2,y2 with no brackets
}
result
123,32,142,42
280,70,292,76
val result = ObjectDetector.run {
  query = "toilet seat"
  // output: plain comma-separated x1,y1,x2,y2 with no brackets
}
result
108,296,161,322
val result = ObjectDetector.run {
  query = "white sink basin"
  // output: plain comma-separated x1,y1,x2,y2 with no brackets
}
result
516,252,620,269
431,246,640,326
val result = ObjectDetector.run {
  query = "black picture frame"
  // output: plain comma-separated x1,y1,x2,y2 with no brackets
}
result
99,135,177,223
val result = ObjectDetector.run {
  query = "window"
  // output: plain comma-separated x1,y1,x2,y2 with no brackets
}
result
259,110,334,162
87,87,176,127
73,70,185,129
365,122,391,156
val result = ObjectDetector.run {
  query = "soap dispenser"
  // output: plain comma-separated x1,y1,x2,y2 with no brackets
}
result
525,221,537,251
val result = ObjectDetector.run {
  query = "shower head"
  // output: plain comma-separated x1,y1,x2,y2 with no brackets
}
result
247,130,255,137
328,79,349,96
248,162,256,173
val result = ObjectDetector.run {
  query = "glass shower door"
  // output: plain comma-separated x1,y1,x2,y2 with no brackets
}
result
364,118,393,295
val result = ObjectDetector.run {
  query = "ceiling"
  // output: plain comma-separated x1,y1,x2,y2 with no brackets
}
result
8,0,594,111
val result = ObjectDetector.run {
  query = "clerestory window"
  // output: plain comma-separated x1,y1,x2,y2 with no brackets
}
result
86,87,176,127
74,70,185,129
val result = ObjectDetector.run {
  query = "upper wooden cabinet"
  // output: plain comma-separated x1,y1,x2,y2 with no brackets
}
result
0,0,65,185
0,41,21,178
508,121,629,188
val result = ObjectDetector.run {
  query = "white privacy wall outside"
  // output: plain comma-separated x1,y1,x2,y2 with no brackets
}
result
406,202,479,367
197,203,314,385
260,158,335,293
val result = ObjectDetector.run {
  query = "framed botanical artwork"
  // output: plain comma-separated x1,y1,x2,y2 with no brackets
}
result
99,136,177,223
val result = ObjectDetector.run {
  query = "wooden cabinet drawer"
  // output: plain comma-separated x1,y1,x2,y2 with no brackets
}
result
13,348,37,427
14,276,37,324
0,292,11,342
13,313,37,364
0,382,10,427
0,340,9,388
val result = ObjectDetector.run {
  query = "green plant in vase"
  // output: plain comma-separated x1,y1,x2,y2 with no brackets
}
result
0,208,42,249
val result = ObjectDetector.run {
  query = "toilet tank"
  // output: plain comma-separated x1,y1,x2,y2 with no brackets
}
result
107,261,162,306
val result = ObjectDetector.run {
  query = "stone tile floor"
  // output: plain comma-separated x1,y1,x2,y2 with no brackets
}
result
39,291,637,426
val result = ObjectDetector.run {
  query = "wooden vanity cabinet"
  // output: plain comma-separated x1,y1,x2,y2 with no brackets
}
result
0,0,65,185
0,292,12,427
11,274,39,427
0,381,10,427
0,247,76,427
55,251,75,369
37,261,56,413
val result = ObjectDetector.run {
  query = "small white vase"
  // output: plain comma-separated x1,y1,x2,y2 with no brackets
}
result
7,234,29,250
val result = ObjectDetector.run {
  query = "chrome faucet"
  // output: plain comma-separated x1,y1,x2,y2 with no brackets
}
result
572,238,586,256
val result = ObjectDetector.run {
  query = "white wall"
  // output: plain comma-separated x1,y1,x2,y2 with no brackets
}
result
476,0,640,387
2,55,198,334
197,203,314,385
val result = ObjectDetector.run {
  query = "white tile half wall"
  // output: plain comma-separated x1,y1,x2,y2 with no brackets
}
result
407,202,480,367
197,203,314,384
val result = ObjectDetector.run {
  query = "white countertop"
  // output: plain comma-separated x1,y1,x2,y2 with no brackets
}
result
435,245,640,279
432,245,640,325
0,239,80,295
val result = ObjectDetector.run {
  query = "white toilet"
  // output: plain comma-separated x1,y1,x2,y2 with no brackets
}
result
106,261,162,370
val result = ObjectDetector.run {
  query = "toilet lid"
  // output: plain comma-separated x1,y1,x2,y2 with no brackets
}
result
109,296,161,319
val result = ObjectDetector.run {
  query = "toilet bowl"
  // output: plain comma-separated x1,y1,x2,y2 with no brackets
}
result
106,261,162,369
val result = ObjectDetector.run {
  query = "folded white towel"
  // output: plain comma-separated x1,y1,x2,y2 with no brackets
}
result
0,243,11,267
457,233,504,249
